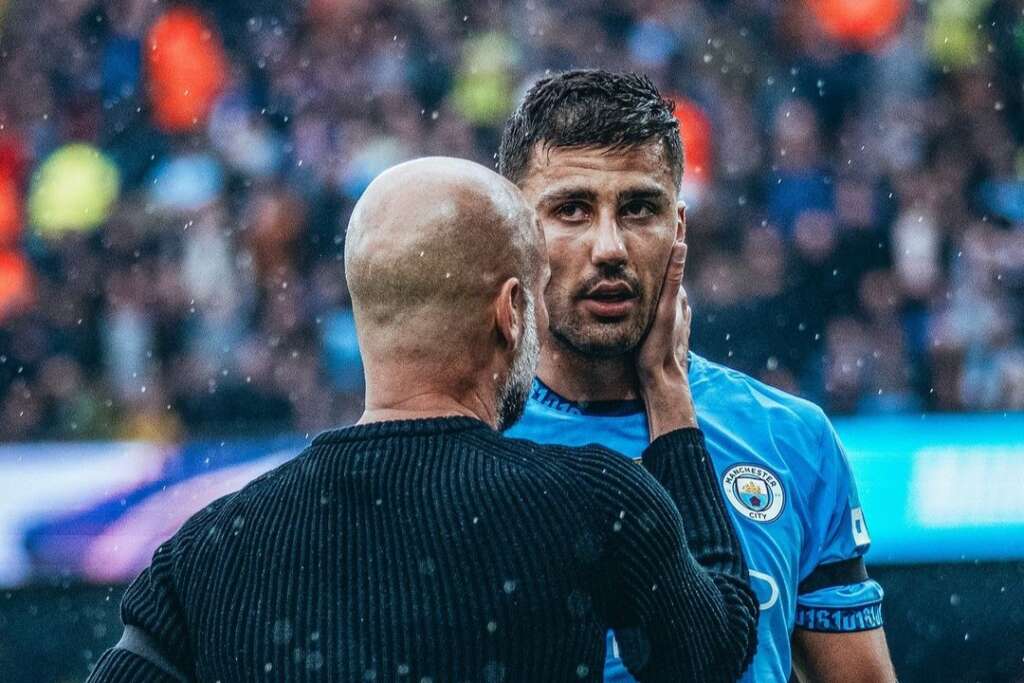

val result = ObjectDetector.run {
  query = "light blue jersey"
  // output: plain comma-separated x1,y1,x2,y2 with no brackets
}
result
505,353,884,682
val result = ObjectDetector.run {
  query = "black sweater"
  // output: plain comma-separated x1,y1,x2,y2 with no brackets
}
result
88,417,757,683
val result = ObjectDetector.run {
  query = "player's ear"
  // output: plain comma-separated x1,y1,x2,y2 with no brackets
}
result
494,277,523,353
676,200,687,243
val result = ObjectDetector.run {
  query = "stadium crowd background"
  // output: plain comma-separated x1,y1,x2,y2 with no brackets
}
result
1,0,1023,444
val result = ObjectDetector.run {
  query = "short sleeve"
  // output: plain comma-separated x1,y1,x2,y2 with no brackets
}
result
794,417,884,633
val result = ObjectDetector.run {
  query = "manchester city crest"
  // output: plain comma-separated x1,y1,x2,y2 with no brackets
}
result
722,464,785,523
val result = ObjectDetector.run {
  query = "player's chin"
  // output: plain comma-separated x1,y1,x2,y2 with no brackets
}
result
566,320,645,358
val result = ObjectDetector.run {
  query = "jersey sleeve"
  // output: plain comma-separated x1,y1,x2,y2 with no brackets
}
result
794,416,884,633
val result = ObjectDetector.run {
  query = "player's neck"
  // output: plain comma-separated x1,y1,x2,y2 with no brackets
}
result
535,340,640,403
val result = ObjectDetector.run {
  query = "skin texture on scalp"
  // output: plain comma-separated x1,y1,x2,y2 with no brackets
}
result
346,157,533,364
347,158,533,334
344,156,542,426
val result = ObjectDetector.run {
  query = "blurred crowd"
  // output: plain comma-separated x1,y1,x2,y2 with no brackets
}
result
0,0,1023,442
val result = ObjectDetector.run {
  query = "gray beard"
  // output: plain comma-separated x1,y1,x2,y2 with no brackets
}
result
496,293,540,430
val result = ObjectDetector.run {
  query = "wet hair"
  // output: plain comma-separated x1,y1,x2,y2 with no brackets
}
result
498,69,683,187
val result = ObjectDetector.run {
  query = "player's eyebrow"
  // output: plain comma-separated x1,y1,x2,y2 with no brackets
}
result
536,186,598,207
617,185,671,206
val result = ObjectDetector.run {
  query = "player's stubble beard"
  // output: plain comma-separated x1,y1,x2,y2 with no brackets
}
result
549,267,651,359
495,292,541,430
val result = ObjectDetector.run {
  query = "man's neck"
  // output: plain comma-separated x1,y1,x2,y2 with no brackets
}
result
359,385,498,429
535,339,640,403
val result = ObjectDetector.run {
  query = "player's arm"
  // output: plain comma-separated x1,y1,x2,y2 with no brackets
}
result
792,627,895,683
790,418,896,683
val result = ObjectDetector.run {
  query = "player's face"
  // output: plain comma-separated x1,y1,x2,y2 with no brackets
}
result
518,142,681,358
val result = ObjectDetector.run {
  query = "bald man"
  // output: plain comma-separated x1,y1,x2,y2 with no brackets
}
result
343,156,543,430
88,158,756,683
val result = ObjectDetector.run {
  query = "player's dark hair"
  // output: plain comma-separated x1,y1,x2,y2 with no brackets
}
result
498,69,683,187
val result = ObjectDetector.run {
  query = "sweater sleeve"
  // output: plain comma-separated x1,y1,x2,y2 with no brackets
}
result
642,428,758,679
87,498,229,683
588,429,758,683
86,539,194,682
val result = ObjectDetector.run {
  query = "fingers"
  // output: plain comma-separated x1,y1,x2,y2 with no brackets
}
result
656,239,685,308
656,240,686,317
680,286,691,325
666,240,686,288
675,286,692,365
637,239,690,380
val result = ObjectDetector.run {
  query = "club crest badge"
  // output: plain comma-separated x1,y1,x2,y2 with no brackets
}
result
722,464,785,523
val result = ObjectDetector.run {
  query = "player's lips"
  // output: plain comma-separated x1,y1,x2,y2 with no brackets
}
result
579,282,637,318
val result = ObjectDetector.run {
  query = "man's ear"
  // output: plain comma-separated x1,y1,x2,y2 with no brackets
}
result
676,200,687,242
495,277,522,352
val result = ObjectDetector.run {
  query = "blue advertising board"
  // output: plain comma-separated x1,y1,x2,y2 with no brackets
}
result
1,412,1023,586
835,413,1024,564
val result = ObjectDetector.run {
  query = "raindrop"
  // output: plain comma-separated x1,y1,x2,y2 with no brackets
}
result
272,619,293,644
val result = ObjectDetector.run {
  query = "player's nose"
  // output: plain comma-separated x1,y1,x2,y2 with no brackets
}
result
590,212,628,268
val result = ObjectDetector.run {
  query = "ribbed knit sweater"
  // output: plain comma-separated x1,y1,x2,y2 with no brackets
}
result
88,417,757,683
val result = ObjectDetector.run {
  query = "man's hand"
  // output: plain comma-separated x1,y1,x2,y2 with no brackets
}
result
636,239,697,440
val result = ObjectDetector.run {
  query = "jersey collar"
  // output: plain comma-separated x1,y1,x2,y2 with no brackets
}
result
530,378,644,416
531,352,706,417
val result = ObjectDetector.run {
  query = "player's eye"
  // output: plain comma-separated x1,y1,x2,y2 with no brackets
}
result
621,201,655,219
554,202,589,223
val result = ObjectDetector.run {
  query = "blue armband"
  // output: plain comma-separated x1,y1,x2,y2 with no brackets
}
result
795,579,885,633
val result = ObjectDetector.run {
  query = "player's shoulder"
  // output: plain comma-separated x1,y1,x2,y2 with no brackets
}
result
692,353,829,427
691,353,835,463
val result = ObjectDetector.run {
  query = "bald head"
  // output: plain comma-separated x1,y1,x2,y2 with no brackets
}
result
346,156,538,328
345,157,544,426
